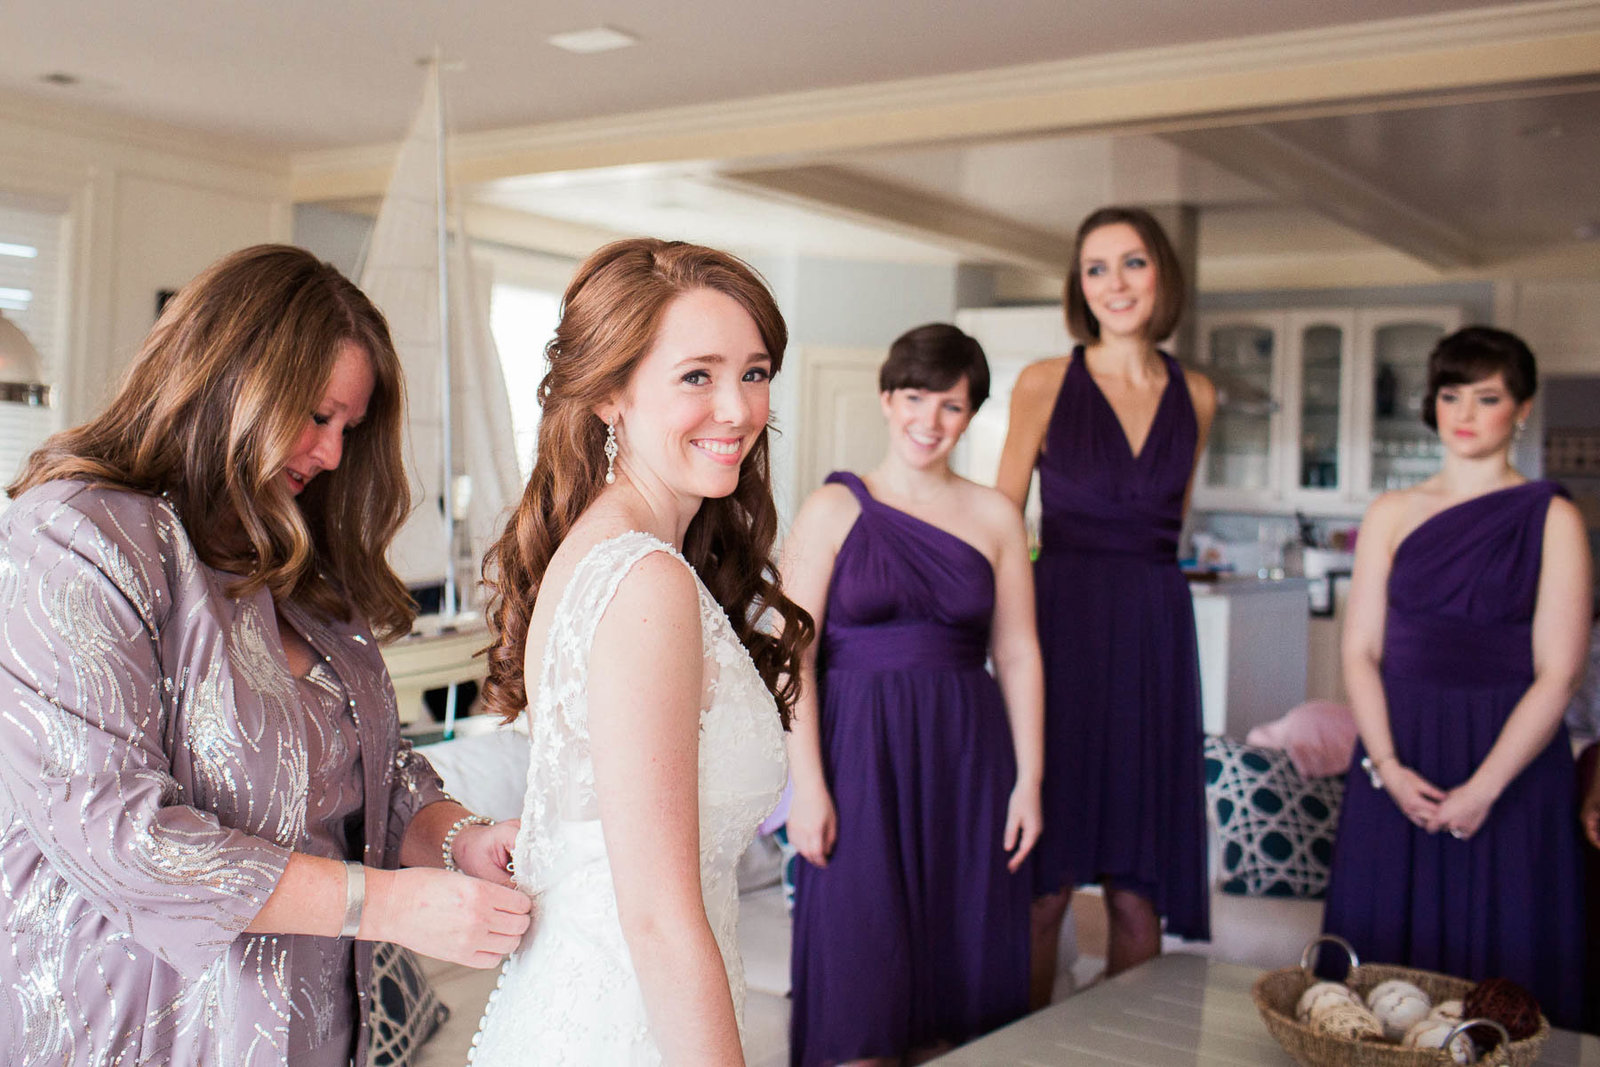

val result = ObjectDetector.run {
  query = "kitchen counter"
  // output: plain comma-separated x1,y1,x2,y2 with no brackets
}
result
1189,575,1311,596
1189,579,1309,737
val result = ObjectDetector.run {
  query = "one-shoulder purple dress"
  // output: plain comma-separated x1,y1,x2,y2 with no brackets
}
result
1323,481,1587,1029
1031,347,1210,942
788,472,1030,1067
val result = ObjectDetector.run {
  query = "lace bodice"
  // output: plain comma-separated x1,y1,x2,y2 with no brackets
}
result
470,532,788,1065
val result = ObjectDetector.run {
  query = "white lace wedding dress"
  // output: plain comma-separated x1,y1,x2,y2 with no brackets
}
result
468,532,788,1065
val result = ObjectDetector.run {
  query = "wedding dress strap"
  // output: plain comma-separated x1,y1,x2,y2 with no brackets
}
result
535,530,689,713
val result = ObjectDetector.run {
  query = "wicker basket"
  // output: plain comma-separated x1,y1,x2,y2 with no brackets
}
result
1251,935,1551,1067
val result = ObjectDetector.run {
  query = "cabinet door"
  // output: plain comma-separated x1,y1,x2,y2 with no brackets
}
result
1193,313,1286,510
1283,310,1356,509
795,346,890,498
1351,306,1464,500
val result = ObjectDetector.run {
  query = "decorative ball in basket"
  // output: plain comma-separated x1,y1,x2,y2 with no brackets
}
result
1251,935,1551,1066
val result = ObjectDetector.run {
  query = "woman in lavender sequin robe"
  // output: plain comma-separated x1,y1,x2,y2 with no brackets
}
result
0,246,530,1066
1323,328,1590,1029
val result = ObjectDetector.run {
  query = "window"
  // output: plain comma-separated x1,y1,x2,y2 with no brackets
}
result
0,195,67,485
489,282,560,479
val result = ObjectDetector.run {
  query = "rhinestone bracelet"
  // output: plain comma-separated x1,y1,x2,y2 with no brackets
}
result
442,813,494,873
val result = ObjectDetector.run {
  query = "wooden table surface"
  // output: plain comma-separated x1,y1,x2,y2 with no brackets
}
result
933,953,1599,1066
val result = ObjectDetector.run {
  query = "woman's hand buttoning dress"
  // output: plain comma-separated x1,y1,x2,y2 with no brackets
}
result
468,239,813,1066
995,207,1217,1005
0,245,529,1067
784,323,1045,1067
1322,326,1591,1029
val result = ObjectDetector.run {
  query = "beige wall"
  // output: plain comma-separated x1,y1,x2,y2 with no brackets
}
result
0,94,291,424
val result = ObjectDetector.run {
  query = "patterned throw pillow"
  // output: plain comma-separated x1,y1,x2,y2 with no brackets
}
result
1202,736,1344,899
774,824,799,914
367,941,450,1067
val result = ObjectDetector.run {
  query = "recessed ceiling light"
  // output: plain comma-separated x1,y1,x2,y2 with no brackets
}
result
547,26,638,54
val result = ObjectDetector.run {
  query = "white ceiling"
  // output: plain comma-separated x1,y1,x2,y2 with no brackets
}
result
471,165,965,265
827,137,1272,237
0,0,1555,150
4,0,1596,286
1259,89,1600,252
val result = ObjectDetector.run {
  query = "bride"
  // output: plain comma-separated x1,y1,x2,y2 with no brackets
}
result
468,238,812,1064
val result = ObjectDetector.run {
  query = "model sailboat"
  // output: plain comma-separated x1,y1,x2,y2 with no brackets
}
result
359,61,523,621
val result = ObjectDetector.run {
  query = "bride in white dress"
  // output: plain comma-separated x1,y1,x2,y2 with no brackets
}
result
468,239,813,1065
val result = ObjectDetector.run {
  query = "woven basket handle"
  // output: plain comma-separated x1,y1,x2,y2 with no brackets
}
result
1443,1019,1512,1065
1298,933,1360,976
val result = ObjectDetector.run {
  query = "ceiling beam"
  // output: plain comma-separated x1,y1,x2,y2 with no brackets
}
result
718,165,1070,275
1161,126,1479,268
291,3,1600,200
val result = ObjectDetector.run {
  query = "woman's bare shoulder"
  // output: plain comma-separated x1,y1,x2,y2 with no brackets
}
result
1013,356,1070,400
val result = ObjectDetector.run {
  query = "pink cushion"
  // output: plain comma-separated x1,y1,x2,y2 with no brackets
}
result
1245,700,1358,779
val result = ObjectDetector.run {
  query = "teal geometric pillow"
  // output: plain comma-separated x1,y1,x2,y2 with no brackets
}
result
1202,736,1344,899
773,824,799,914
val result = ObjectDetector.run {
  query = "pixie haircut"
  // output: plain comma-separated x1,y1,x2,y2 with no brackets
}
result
1422,325,1538,430
1064,206,1185,345
878,323,991,412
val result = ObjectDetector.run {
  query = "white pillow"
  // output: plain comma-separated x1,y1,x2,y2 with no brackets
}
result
415,729,529,822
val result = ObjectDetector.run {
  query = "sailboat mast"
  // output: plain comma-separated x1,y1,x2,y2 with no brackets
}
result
433,59,457,619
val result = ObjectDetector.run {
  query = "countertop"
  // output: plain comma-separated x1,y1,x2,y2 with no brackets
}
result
1189,575,1311,597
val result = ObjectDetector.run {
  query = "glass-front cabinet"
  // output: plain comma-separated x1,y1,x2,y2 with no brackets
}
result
1192,305,1463,514
1193,315,1283,509
1284,311,1355,505
1350,308,1462,496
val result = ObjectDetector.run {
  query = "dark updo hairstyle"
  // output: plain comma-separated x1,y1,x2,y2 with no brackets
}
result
1064,205,1185,345
1422,325,1538,430
877,323,991,412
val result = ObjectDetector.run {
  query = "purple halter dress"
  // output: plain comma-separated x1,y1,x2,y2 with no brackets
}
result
788,472,1030,1067
1030,347,1210,942
1322,481,1587,1028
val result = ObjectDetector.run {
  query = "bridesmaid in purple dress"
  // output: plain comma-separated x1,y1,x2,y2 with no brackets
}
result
785,324,1044,1066
1323,327,1590,1028
996,207,1216,1004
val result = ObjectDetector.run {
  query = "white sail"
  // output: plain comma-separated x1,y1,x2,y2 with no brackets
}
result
358,64,521,603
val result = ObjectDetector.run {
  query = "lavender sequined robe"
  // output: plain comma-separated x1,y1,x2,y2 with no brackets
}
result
0,482,449,1065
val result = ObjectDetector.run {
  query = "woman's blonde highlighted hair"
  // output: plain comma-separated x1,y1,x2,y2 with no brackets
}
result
480,237,813,727
10,243,415,639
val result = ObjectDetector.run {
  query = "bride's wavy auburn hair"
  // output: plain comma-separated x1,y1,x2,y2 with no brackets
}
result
481,238,813,727
9,244,415,640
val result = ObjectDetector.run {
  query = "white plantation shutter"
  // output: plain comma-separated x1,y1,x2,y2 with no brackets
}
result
0,198,66,487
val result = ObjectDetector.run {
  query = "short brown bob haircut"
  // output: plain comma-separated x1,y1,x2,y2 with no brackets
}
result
10,244,415,640
1422,325,1538,430
878,323,991,412
1064,206,1186,346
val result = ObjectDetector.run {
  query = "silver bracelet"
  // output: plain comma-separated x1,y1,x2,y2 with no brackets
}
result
442,813,494,872
1360,755,1396,790
340,861,365,938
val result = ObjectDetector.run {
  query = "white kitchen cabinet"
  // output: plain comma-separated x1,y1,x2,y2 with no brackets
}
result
957,303,1464,517
1194,305,1463,515
1348,306,1465,499
1192,313,1288,511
